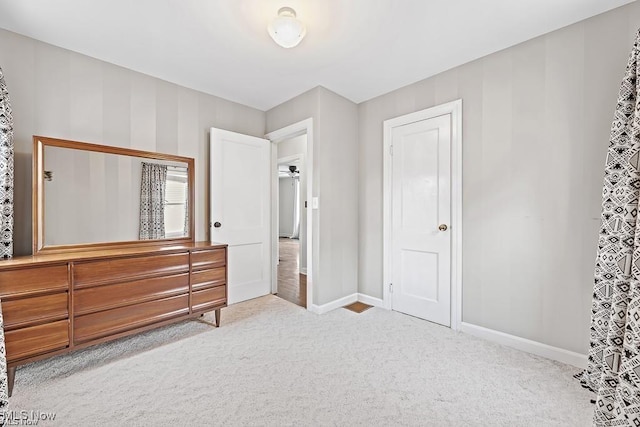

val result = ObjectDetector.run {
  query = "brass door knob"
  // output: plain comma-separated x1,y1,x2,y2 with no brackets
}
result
438,224,448,231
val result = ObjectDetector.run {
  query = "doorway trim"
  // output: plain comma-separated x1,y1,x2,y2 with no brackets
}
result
382,100,463,330
265,118,314,310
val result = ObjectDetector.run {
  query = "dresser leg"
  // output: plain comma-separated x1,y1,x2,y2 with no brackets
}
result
214,309,221,327
7,366,15,397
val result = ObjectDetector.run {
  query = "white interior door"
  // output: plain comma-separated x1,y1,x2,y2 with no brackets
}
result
390,115,451,326
210,128,271,304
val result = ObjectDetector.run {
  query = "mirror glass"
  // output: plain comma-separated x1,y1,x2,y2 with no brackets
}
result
33,136,195,253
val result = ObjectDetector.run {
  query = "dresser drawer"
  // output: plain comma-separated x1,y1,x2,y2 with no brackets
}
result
74,294,189,343
73,273,189,315
191,249,225,270
0,265,68,298
3,292,68,330
74,252,189,288
74,273,189,315
192,286,226,312
5,320,69,363
191,267,225,291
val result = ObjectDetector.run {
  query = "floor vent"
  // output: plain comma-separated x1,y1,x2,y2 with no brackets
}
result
343,302,373,313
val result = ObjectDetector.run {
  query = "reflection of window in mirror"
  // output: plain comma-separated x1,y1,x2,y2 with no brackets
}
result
165,166,189,238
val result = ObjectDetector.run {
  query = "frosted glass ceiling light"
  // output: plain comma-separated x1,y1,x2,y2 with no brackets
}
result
268,7,306,48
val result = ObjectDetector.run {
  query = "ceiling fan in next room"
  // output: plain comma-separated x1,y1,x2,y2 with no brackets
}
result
287,165,300,177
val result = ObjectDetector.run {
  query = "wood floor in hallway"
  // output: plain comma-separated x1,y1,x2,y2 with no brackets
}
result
276,237,307,308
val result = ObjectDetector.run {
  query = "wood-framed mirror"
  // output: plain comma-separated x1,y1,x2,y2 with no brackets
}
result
32,136,195,254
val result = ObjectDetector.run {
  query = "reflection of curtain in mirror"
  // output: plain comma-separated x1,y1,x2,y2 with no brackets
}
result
0,65,12,412
290,177,300,239
139,162,168,240
183,196,189,236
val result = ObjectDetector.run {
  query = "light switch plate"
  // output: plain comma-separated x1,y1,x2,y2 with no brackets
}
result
312,197,319,209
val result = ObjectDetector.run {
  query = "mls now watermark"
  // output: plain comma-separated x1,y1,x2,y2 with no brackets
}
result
1,410,57,425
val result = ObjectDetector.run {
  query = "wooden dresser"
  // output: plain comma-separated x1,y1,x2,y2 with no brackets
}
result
0,242,227,395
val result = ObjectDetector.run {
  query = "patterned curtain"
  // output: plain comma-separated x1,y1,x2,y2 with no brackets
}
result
139,162,168,240
183,196,189,236
0,65,12,422
0,68,13,260
579,28,640,426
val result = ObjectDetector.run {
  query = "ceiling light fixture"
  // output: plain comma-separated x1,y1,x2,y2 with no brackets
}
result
267,7,306,49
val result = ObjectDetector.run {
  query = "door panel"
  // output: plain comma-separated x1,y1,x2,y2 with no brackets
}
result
220,140,266,229
391,115,451,326
210,128,271,304
401,250,438,301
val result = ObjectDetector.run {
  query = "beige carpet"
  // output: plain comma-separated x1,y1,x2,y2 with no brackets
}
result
7,296,593,426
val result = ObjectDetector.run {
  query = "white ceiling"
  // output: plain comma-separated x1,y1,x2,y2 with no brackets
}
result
0,0,634,110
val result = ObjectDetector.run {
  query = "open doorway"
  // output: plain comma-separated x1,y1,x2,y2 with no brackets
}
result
267,119,313,310
276,157,306,307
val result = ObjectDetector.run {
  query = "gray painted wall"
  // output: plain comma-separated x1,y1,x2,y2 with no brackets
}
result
358,2,640,353
316,88,359,305
267,87,359,306
0,28,265,256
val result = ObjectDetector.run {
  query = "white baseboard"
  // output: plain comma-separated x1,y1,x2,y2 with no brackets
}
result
300,268,307,275
310,293,358,314
460,322,587,369
357,293,384,308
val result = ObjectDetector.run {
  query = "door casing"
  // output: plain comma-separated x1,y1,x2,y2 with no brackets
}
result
265,118,314,310
382,100,463,330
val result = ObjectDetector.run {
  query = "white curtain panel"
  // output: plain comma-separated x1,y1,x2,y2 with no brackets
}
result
290,177,300,240
579,28,640,427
